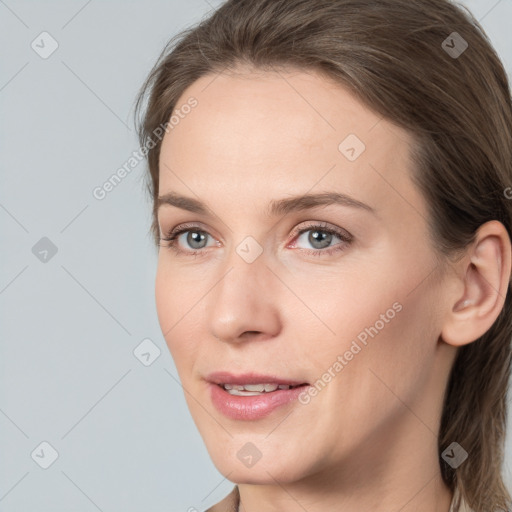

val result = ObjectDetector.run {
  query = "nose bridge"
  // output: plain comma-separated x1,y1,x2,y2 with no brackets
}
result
208,239,281,342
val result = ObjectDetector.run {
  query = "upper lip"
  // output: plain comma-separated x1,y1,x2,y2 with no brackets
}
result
205,371,309,386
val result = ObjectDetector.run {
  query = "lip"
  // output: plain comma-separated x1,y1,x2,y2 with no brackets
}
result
205,372,310,421
205,371,308,387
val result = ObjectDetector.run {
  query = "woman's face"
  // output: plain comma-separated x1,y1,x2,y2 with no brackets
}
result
155,67,457,484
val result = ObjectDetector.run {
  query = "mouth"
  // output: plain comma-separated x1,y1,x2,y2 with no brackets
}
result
207,373,312,420
205,371,310,397
216,382,309,396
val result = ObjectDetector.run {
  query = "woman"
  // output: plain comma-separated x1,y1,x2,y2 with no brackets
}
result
134,0,512,510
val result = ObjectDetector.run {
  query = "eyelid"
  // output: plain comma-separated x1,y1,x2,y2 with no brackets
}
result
160,220,353,256
161,220,350,239
285,221,353,257
289,221,353,243
160,221,217,240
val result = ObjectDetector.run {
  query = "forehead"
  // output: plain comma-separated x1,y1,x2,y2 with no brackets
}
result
158,67,425,224
163,67,387,155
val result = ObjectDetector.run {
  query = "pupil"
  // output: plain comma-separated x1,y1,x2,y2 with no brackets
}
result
310,230,331,249
188,231,205,249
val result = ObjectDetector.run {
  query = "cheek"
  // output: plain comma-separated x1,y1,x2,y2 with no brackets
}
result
155,255,194,332
155,260,186,359
326,270,439,426
155,258,206,378
304,249,440,398
155,263,172,338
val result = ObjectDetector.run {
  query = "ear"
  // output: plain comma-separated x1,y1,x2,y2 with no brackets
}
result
441,220,512,347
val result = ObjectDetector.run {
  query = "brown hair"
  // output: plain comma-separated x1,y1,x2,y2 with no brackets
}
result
134,0,512,509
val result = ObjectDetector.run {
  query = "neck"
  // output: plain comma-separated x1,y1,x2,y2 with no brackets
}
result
238,469,453,512
237,417,454,512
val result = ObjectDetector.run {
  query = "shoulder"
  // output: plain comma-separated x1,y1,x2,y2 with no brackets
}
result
203,485,239,512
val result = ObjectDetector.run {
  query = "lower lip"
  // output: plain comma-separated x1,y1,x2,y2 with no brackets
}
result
208,383,309,420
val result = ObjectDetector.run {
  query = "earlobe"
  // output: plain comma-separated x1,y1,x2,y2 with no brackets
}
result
441,221,512,347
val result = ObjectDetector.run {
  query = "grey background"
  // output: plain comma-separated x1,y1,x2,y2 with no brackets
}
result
0,1,511,511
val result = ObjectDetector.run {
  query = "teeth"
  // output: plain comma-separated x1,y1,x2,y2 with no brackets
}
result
226,389,265,396
223,384,245,390
243,384,265,392
221,383,294,395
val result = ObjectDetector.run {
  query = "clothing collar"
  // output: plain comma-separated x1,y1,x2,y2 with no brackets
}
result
205,484,472,512
204,485,239,512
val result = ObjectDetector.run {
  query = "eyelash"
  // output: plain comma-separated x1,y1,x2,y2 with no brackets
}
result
159,222,353,258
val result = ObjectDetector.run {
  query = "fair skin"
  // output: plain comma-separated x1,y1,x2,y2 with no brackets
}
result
155,66,511,512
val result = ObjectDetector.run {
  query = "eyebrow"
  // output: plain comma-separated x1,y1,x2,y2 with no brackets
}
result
157,191,376,217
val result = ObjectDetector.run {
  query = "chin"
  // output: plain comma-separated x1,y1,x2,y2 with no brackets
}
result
208,448,310,485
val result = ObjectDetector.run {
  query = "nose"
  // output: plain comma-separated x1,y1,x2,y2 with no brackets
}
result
209,245,282,344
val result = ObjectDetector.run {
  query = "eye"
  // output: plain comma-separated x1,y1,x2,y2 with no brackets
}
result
289,222,352,256
159,221,353,257
159,223,216,257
